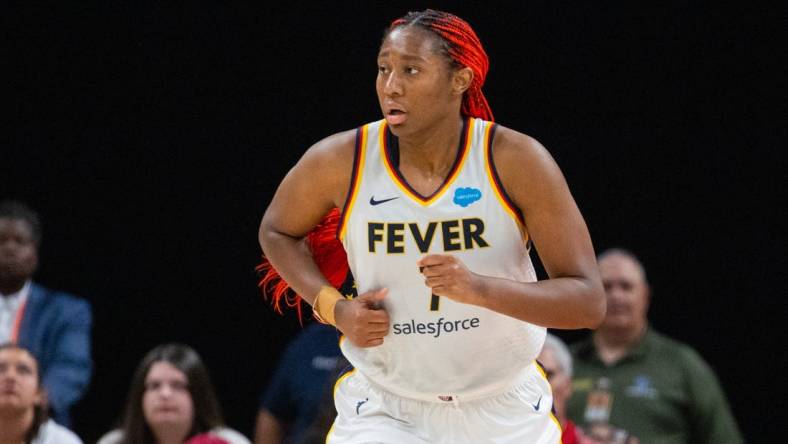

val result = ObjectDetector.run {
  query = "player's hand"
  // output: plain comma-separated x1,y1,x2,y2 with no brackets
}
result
418,254,485,305
334,288,390,348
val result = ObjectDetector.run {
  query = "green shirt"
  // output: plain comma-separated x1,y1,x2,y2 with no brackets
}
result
567,328,743,444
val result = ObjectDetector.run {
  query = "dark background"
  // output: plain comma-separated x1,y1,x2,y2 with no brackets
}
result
4,2,783,442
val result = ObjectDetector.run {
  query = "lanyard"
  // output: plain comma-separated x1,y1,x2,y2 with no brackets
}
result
9,298,27,344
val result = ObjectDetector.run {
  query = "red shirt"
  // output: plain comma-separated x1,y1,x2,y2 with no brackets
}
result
563,420,580,444
184,433,229,444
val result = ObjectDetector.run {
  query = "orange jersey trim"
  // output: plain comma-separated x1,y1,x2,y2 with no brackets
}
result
535,360,565,442
484,122,529,243
325,366,356,444
380,118,474,206
338,125,369,240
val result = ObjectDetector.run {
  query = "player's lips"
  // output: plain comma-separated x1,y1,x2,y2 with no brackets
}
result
384,103,407,125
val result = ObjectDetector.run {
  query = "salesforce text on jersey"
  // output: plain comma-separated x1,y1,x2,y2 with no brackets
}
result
392,317,481,338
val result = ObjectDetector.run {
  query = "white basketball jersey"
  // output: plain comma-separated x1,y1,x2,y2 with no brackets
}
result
339,117,546,401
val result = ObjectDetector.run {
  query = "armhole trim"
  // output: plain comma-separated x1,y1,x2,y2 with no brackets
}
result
484,124,529,243
338,125,367,240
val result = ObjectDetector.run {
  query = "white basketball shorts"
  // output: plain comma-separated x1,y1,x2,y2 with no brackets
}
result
326,361,562,444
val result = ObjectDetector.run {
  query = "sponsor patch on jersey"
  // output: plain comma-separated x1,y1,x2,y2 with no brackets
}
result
453,187,482,207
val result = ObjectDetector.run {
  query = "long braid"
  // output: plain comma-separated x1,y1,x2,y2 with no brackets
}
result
391,9,493,122
257,208,348,323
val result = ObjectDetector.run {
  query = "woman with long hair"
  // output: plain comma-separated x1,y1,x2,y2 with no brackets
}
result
97,343,249,444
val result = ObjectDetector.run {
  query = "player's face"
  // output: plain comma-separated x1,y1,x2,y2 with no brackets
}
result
0,218,39,286
142,361,194,431
376,27,460,137
537,346,571,415
598,255,650,334
0,348,43,413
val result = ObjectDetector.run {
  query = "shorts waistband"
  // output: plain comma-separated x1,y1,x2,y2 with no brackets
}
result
354,361,540,404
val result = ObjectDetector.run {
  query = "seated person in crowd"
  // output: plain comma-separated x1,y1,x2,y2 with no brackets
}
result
254,321,343,444
0,200,92,428
567,248,743,444
0,343,83,444
538,333,638,444
540,333,592,444
97,343,250,444
297,354,350,444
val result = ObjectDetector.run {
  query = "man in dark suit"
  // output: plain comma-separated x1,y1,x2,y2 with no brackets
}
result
0,200,92,428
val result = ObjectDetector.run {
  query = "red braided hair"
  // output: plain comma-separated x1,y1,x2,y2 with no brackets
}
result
390,9,494,122
256,208,349,323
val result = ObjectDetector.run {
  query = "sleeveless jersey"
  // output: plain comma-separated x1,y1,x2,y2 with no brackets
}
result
338,117,546,402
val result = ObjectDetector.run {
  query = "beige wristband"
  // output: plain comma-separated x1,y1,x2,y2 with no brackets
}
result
313,286,344,326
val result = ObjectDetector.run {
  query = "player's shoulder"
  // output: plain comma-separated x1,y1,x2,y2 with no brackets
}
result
296,127,362,180
489,124,548,162
488,124,560,192
307,119,390,159
306,127,358,159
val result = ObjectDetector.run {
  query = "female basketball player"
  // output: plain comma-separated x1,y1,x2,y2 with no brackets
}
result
259,9,605,443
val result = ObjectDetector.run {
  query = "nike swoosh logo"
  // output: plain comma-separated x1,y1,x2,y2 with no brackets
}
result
532,395,542,411
356,398,369,414
369,196,399,206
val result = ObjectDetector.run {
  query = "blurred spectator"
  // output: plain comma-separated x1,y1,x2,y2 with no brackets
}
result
0,343,83,443
254,322,342,444
0,200,92,428
298,354,351,444
97,343,249,444
583,422,639,444
539,333,600,444
540,333,638,444
567,248,743,444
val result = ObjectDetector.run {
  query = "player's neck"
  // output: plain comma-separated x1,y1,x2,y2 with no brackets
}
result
593,323,647,365
0,409,34,444
398,115,464,175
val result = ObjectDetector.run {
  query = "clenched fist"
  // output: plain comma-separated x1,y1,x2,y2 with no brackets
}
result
334,288,390,347
418,254,485,306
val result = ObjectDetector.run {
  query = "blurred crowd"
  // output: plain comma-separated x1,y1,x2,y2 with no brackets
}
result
0,199,742,443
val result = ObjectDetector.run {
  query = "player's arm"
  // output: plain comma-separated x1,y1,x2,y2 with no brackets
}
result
259,131,389,346
259,130,353,301
419,127,605,328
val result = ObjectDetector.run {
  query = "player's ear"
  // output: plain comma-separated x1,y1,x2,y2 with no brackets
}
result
452,67,473,95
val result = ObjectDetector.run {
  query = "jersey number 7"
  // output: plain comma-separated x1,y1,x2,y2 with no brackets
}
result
430,293,440,311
